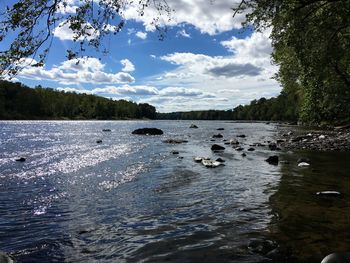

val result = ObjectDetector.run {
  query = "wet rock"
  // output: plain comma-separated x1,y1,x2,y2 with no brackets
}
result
297,157,310,164
230,139,239,145
298,162,310,167
177,156,184,159
132,128,164,135
15,157,26,162
194,157,202,163
0,252,14,263
265,156,279,165
316,191,341,197
248,239,276,255
215,158,225,163
321,252,350,263
210,139,216,142
102,129,111,132
163,139,188,144
237,134,246,138
211,144,225,151
202,159,223,168
171,150,179,155
269,143,278,151
235,147,244,151
189,124,198,129
217,128,225,130
96,140,102,144
247,147,255,151
212,133,223,138
224,142,230,145
242,153,247,157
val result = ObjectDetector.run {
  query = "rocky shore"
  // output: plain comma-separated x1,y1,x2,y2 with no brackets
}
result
277,125,350,151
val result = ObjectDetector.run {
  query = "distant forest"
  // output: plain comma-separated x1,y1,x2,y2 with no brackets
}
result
157,90,299,122
0,80,156,120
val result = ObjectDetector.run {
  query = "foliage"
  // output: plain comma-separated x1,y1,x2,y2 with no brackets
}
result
157,90,300,121
233,0,350,124
0,80,156,119
0,0,171,77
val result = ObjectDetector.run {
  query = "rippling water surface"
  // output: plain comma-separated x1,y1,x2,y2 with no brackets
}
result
1,121,349,262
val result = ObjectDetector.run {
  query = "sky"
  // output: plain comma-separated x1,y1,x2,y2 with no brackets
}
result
1,0,281,113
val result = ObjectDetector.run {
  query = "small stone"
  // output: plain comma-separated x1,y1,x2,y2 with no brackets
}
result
237,134,246,138
213,133,223,138
15,157,26,162
171,151,179,155
211,144,225,151
319,135,326,139
190,124,198,129
216,158,225,163
217,128,225,130
235,147,244,151
297,157,310,164
265,156,279,165
247,147,255,151
96,140,102,144
194,157,203,162
242,153,247,157
229,139,239,145
102,129,111,132
298,162,310,167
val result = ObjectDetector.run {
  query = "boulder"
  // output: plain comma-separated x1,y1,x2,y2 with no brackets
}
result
265,156,279,165
211,144,225,151
321,253,350,263
132,128,164,135
201,159,223,168
15,157,26,162
190,124,198,128
0,252,14,263
212,133,223,138
163,139,188,144
298,162,310,167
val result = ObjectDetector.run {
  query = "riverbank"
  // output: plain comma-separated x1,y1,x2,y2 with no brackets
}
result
276,125,350,151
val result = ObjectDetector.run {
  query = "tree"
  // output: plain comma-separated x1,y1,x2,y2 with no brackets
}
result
0,0,171,77
233,0,350,124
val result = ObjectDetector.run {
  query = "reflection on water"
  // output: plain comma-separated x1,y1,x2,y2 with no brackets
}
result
1,120,350,262
269,151,350,262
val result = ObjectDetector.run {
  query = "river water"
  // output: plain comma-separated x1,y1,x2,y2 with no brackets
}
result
0,120,349,262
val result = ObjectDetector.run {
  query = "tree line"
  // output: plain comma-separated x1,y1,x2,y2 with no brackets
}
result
0,80,156,120
157,90,300,121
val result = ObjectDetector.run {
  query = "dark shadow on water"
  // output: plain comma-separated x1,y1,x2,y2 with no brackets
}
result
267,151,350,263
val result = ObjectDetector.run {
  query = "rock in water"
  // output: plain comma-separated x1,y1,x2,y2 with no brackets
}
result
132,128,163,135
171,150,179,155
190,124,198,128
163,139,188,144
201,159,223,168
321,252,350,263
316,191,341,196
15,157,26,162
216,158,225,163
96,140,102,144
229,139,239,145
247,147,255,151
212,134,223,138
266,156,279,165
211,144,225,151
297,157,310,164
217,128,225,130
102,129,111,132
298,162,310,167
237,134,246,138
0,252,14,263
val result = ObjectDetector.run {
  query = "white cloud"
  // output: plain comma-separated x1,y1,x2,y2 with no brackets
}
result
135,31,148,40
18,57,134,85
53,20,99,41
177,29,191,38
120,59,135,72
123,0,247,35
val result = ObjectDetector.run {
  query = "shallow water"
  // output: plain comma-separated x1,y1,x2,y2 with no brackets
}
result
0,120,349,262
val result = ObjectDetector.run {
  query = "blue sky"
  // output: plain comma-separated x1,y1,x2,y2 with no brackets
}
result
2,0,281,112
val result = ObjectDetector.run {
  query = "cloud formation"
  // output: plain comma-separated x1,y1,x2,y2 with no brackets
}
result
120,59,135,72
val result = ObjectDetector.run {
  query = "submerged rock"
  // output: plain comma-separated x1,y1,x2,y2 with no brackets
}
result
102,129,111,132
163,139,188,144
265,156,279,165
212,133,223,138
15,157,26,162
211,144,225,151
189,124,198,128
321,252,350,263
132,128,163,135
